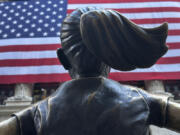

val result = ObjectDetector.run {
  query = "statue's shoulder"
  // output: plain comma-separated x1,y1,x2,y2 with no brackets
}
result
91,78,150,135
102,78,143,98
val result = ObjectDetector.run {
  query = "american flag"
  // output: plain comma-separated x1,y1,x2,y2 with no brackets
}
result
0,0,180,84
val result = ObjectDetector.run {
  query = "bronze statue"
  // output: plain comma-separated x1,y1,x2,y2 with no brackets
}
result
1,7,180,135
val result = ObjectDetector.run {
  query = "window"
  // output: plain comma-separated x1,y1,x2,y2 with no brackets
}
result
0,84,14,105
165,80,180,100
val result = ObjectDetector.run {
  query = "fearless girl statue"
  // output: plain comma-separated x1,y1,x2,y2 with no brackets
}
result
0,7,180,135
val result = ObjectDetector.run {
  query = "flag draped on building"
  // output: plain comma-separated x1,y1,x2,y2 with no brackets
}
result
0,0,180,84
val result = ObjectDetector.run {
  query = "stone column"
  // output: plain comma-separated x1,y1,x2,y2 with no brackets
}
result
145,80,165,94
145,80,173,97
5,83,33,106
14,83,33,98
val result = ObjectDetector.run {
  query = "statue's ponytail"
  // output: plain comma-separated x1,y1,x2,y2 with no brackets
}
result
61,7,168,71
80,9,168,71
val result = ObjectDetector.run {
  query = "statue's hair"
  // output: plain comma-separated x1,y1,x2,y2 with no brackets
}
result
60,7,109,76
60,7,168,71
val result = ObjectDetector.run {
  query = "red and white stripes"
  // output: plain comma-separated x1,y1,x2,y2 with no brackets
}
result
0,0,180,83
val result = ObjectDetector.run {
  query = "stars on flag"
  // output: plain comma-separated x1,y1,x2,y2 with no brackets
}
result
5,6,9,10
33,16,37,19
3,34,8,38
8,17,12,21
37,28,42,32
50,27,55,31
22,9,26,12
29,32,34,37
16,33,21,37
31,24,36,28
18,24,23,28
20,16,25,20
23,2,28,5
3,13,7,17
43,32,48,36
45,15,50,19
41,4,46,8
0,0,67,39
36,1,40,5
40,12,44,15
44,23,49,27
10,29,16,33
17,5,21,9
24,28,28,32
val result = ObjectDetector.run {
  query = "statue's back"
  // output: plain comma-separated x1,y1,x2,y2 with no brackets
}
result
30,77,149,135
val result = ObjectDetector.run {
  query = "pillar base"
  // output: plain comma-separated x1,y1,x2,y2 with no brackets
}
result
5,96,32,106
5,83,33,106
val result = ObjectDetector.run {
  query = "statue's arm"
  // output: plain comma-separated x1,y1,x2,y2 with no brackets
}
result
164,100,180,132
140,90,180,132
148,94,180,132
0,104,38,135
0,117,19,135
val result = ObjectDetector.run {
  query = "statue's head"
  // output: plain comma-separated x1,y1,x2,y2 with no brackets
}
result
57,7,168,79
57,7,110,79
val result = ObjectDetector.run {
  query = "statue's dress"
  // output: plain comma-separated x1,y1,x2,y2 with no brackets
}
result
14,77,161,135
